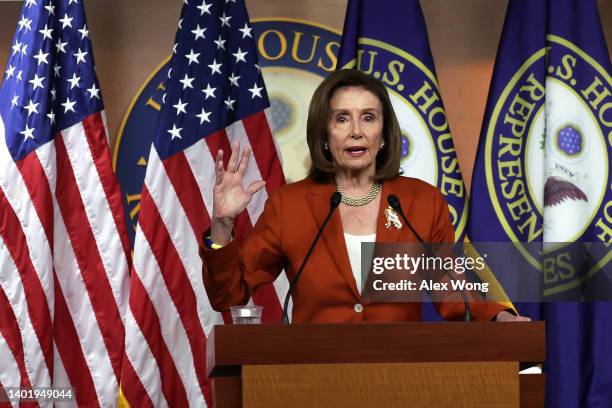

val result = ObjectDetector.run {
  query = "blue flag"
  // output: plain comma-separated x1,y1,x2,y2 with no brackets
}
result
338,0,468,242
469,0,612,406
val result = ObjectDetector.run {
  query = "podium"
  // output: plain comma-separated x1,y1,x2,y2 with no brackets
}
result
207,322,545,407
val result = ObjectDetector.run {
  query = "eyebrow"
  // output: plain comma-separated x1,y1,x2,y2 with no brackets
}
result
330,108,380,114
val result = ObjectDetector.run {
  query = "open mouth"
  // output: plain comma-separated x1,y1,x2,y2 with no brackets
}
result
345,146,367,156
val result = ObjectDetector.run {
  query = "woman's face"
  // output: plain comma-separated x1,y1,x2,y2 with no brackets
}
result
326,86,384,178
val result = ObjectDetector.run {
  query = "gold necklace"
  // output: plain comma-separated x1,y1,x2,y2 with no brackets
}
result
336,182,382,207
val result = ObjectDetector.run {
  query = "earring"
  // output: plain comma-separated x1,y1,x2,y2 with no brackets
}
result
379,141,385,149
323,141,329,150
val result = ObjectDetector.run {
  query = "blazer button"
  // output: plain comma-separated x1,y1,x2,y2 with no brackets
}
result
354,303,363,313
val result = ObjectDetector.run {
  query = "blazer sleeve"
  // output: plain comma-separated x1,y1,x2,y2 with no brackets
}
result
428,190,509,321
200,189,285,311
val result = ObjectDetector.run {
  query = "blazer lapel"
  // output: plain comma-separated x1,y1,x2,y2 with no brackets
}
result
306,182,360,300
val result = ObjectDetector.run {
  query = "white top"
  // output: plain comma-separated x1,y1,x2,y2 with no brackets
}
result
343,233,376,295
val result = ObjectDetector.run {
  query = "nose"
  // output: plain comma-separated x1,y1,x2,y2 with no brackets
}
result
349,119,363,139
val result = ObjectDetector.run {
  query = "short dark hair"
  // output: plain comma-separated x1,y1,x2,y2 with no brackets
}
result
306,69,401,183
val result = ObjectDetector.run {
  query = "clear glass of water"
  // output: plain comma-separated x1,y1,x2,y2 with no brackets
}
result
230,305,263,324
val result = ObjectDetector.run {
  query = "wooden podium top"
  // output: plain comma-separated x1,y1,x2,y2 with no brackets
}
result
207,322,545,377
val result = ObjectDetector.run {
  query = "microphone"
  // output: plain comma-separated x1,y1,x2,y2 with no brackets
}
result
387,194,471,322
281,191,342,324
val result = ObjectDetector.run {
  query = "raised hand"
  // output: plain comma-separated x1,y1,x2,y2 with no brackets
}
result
210,142,266,245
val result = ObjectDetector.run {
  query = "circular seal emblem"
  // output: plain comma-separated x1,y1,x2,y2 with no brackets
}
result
340,38,469,240
113,18,341,244
484,36,611,296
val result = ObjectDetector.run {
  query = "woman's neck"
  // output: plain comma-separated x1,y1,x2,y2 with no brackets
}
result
335,170,377,194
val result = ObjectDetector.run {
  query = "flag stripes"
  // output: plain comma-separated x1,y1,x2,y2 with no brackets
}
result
1,115,129,407
122,120,284,404
120,2,287,404
1,0,131,404
51,276,98,407
0,187,53,385
137,184,212,402
0,275,31,395
243,111,285,193
55,134,124,382
129,247,194,406
81,113,132,266
119,340,156,408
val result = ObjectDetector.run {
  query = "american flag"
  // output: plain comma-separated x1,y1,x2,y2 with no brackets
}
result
0,0,130,407
119,0,286,406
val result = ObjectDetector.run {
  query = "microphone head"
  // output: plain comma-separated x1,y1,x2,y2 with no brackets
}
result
387,194,401,211
331,191,342,209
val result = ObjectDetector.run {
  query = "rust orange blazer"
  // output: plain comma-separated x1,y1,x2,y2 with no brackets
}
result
201,177,507,323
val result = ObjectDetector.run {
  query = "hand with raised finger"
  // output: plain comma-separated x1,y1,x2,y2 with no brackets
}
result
210,142,266,245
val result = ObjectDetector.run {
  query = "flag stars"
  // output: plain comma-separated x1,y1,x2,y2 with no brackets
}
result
224,96,236,111
50,88,56,100
16,70,23,82
62,97,76,113
10,94,19,108
20,44,28,56
249,83,264,99
25,0,37,8
87,84,100,99
214,36,226,50
44,2,55,15
55,40,68,54
196,108,212,125
238,23,252,38
202,83,216,99
191,25,206,40
74,48,88,64
53,64,62,77
20,125,35,140
18,16,33,32
78,25,89,39
219,13,231,27
59,14,74,29
47,111,56,124
208,59,222,75
28,74,45,90
232,48,247,63
5,65,15,79
24,99,39,116
173,98,188,115
11,41,22,55
228,72,240,87
179,74,195,89
185,49,200,65
39,24,53,40
67,73,81,89
167,124,182,140
197,0,212,15
33,50,49,66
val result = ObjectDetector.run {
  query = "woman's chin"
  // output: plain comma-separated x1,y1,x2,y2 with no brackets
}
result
336,163,375,176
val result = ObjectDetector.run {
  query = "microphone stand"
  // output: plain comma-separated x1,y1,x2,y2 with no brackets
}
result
281,192,342,324
387,195,471,322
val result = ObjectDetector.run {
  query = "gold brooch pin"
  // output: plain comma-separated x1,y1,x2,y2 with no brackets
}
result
384,206,402,229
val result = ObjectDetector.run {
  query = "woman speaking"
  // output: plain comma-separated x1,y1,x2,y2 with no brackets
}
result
201,69,525,323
